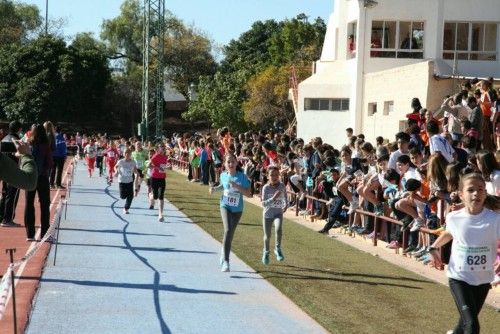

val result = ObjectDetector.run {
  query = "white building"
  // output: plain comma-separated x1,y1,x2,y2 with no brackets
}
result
298,0,500,147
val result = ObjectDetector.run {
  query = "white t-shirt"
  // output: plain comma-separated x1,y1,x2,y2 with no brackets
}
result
400,167,421,190
84,144,97,158
446,208,500,285
486,170,500,196
429,134,455,163
116,159,136,184
388,150,408,170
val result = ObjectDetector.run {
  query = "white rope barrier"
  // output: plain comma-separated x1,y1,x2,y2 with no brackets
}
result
0,198,64,321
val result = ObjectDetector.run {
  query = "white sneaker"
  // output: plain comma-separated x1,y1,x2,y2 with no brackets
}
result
221,261,230,272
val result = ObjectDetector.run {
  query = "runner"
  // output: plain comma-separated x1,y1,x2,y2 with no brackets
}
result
114,148,138,214
105,141,119,185
148,143,168,222
260,166,287,265
209,154,251,272
95,139,105,177
132,141,148,196
429,173,499,334
83,139,97,177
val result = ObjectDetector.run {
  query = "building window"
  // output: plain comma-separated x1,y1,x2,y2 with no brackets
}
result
371,21,424,59
368,102,377,116
443,22,497,61
347,21,357,59
304,98,349,111
383,101,393,115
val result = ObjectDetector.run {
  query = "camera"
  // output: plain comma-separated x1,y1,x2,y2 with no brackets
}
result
0,141,17,153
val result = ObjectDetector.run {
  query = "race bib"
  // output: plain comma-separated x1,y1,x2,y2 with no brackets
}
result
159,164,167,172
107,152,115,158
455,244,492,272
222,190,240,207
136,160,144,168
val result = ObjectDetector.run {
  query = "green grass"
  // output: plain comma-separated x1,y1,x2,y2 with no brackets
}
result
166,171,499,334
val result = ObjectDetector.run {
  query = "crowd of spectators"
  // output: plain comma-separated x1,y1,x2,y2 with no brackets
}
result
168,78,499,267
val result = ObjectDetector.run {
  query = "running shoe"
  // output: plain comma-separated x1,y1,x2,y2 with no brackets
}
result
262,251,270,265
317,229,329,235
403,245,416,254
149,205,154,210
221,261,230,272
0,220,21,227
26,237,35,242
387,241,399,249
274,247,285,261
158,215,164,222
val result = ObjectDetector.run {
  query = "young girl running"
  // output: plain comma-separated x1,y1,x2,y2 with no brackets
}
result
209,154,251,272
105,142,119,185
114,148,138,214
149,143,168,222
83,139,97,177
429,173,499,334
260,166,287,265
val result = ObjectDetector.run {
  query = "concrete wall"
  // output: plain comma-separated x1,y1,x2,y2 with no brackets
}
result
297,110,351,149
361,61,432,143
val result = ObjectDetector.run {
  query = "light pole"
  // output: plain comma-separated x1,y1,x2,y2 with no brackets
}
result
45,0,48,34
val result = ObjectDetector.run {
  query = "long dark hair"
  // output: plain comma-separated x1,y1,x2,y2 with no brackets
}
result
476,150,500,182
31,124,49,146
224,153,243,173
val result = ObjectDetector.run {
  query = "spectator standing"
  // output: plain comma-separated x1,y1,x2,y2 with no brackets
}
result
24,124,53,241
50,126,67,189
0,121,23,227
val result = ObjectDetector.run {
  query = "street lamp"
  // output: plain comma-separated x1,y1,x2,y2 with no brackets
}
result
45,0,48,34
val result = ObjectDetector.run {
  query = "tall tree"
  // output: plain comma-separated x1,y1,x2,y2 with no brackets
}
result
183,70,248,132
0,0,42,46
242,66,292,128
100,0,217,100
221,19,281,74
0,35,110,124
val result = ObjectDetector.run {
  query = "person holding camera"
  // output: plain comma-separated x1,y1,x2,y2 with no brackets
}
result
0,121,23,227
0,139,37,190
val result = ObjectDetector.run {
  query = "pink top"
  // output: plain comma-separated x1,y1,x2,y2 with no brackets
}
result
150,153,168,179
105,148,119,161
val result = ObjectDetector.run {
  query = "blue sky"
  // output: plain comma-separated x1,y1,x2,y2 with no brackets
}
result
21,0,333,46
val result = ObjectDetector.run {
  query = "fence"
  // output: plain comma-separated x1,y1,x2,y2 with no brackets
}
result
0,159,75,333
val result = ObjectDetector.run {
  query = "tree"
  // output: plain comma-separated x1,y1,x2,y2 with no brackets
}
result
183,70,248,132
0,35,110,124
221,19,281,74
242,66,293,128
268,16,326,66
101,0,217,101
164,25,217,99
0,0,42,46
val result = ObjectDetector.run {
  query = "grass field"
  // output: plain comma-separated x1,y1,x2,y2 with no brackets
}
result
166,171,499,334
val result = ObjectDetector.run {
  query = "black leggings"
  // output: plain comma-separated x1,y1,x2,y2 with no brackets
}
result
448,278,490,334
119,182,134,210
